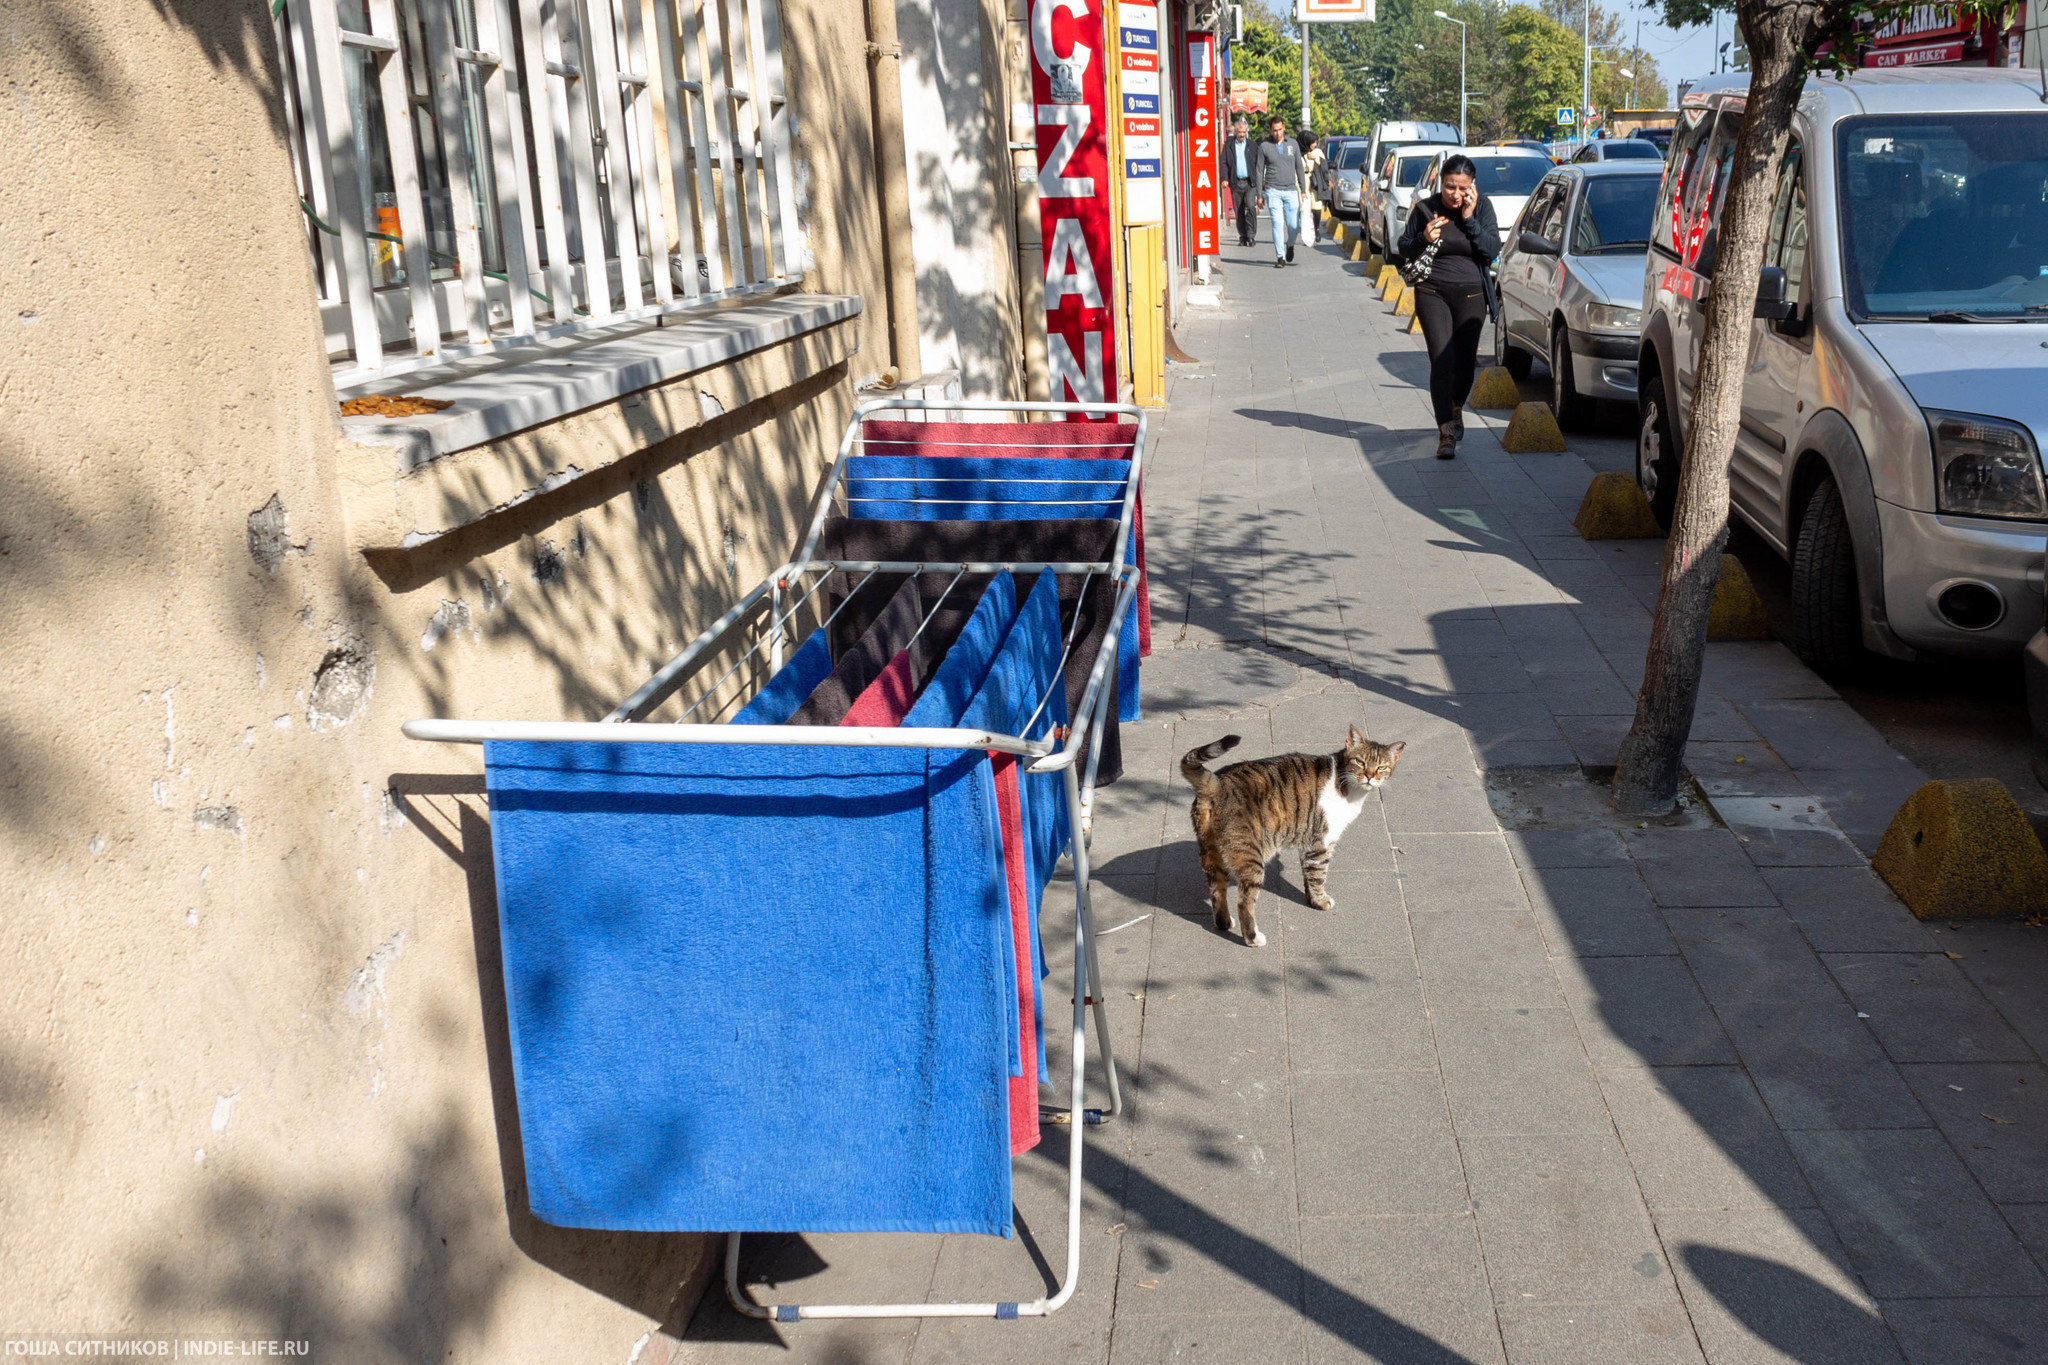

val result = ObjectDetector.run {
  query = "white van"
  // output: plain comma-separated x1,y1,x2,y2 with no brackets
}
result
1365,121,1459,194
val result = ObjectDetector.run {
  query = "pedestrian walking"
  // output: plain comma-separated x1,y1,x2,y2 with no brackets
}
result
1397,154,1500,458
1222,115,1258,247
1301,133,1326,242
1254,115,1307,268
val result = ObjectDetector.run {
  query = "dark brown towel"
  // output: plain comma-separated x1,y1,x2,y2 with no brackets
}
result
814,518,1126,785
785,575,925,727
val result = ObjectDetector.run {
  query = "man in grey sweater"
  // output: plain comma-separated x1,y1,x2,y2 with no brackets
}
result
1253,115,1307,267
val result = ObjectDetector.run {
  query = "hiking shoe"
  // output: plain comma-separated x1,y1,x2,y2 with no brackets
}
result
1287,244,1297,263
1436,423,1458,459
1274,259,1285,268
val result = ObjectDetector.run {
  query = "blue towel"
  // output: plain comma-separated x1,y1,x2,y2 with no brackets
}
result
834,462,1141,726
959,570,1070,1084
730,627,832,725
483,738,1013,1235
843,455,1130,522
905,575,1025,1078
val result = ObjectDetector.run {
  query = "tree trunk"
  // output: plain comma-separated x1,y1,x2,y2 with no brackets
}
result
1610,5,1829,815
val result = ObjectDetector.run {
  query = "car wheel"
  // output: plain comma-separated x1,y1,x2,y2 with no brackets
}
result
1495,320,1532,381
1550,326,1595,431
1791,478,1865,678
1636,368,1678,530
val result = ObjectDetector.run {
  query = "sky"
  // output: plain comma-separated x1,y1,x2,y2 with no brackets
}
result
1581,2,1732,104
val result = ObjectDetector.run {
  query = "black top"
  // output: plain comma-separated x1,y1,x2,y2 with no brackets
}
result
1398,193,1502,287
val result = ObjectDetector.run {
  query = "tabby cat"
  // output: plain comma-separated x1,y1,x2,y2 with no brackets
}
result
1181,728,1405,948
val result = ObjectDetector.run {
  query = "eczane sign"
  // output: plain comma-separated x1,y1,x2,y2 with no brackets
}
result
1032,0,1118,415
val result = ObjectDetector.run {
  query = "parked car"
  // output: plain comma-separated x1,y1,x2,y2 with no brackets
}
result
1630,126,1673,152
1494,161,1665,428
1572,138,1664,163
1489,140,1554,159
1321,139,1377,219
1364,145,1443,254
1636,69,2048,673
1546,138,1589,163
1408,146,1552,257
2027,552,2048,786
1364,120,1458,193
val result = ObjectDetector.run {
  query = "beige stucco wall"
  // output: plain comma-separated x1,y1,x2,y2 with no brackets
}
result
1,1,886,1357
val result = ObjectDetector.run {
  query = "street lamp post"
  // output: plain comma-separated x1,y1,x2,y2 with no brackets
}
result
1433,11,1467,145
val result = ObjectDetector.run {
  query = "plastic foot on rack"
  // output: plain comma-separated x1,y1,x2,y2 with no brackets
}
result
997,1303,1021,1320
776,1306,802,1323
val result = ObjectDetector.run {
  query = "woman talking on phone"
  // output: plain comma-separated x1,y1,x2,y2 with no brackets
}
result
1396,155,1501,459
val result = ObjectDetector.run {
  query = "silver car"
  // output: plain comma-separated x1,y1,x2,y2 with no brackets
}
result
1637,70,2048,671
1494,162,1665,429
1365,146,1442,255
1322,139,1375,219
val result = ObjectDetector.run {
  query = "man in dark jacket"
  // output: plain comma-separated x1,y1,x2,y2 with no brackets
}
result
1221,115,1257,247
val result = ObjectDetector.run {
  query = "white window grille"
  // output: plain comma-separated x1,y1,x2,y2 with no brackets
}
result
273,0,805,384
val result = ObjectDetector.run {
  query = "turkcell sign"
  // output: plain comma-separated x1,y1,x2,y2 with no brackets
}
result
1183,31,1221,255
1118,0,1164,226
1031,0,1116,417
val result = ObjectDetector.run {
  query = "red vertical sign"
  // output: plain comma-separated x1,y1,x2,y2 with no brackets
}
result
1030,0,1116,417
1182,33,1218,257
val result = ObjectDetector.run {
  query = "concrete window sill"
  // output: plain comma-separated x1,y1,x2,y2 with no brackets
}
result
338,293,862,470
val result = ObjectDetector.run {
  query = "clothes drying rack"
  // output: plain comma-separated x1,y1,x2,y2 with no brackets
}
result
404,398,1146,1322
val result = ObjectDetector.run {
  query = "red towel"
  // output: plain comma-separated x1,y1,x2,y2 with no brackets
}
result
839,648,918,727
862,420,1150,658
990,753,1041,1156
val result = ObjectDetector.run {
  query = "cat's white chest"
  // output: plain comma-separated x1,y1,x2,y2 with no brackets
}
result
1316,775,1368,847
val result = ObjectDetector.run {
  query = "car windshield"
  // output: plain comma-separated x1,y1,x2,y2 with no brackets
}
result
1395,156,1431,186
1466,156,1550,196
1602,140,1663,159
1572,175,1662,252
1840,113,2048,319
1337,143,1371,169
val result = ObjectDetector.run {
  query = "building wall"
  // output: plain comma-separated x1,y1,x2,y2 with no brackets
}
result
0,0,887,1357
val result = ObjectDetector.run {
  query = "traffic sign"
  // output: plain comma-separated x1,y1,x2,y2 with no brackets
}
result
1556,107,1575,125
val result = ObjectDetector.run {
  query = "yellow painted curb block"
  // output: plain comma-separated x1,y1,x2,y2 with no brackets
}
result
1394,286,1416,317
1365,253,1385,276
1350,237,1367,261
1468,366,1522,410
1573,471,1662,539
1333,223,1350,247
1708,555,1771,640
1381,272,1403,301
1377,265,1399,293
1873,778,2048,919
1409,313,1425,334
1502,401,1567,453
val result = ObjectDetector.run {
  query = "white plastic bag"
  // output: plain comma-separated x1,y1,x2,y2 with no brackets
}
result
1298,203,1314,247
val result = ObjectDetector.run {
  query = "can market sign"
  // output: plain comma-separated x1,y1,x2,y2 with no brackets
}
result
1031,0,1117,415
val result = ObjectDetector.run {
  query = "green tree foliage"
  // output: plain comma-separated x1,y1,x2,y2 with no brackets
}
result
1232,12,1376,134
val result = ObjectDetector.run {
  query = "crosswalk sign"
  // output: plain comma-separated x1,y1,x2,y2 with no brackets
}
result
1556,107,1575,125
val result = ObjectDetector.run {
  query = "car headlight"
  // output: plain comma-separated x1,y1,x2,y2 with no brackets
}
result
1581,302,1642,332
1928,410,2047,519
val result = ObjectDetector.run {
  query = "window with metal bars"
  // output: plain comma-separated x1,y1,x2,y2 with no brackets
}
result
272,0,804,385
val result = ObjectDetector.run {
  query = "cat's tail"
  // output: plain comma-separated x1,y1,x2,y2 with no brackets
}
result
1180,735,1241,798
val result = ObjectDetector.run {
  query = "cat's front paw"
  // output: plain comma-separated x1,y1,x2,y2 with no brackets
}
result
1247,929,1268,947
1310,893,1336,911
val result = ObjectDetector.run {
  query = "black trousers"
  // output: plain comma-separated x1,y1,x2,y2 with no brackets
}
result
1230,184,1257,244
1415,278,1488,427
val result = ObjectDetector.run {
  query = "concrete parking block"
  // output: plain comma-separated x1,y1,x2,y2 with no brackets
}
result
1624,828,1778,908
1299,1215,1506,1365
1760,866,1934,954
1787,1128,2048,1298
1293,1069,1466,1217
1653,1207,1904,1365
1553,954,1736,1066
1721,999,1931,1131
1897,1063,2048,1205
1432,1007,1613,1137
1521,865,1678,958
1821,953,2035,1064
1595,1066,1815,1212
1460,1132,1677,1304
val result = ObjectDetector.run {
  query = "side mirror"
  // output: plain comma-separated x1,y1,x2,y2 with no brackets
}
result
1378,177,1391,190
1754,265,1795,320
1517,230,1559,257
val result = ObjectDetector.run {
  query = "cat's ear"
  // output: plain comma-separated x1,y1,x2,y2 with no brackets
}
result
1346,724,1366,750
1385,741,1406,762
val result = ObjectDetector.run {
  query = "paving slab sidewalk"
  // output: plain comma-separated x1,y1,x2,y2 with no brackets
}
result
677,234,2048,1364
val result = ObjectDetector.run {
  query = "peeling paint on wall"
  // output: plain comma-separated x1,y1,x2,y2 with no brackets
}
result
342,930,406,1019
419,599,476,652
192,807,244,839
306,641,374,732
246,494,309,572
